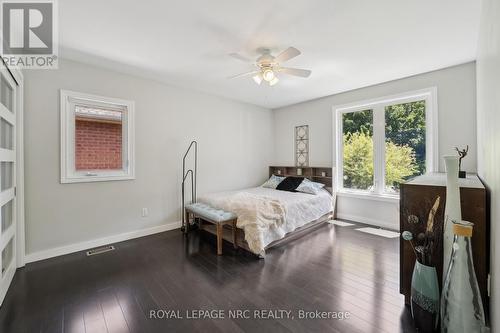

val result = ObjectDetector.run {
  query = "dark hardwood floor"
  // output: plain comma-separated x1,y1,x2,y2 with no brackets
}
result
0,223,416,333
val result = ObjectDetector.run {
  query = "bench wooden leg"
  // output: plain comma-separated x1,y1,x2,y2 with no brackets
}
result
216,223,223,255
232,220,238,249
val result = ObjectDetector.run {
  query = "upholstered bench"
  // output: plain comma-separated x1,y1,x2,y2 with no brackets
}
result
185,203,238,255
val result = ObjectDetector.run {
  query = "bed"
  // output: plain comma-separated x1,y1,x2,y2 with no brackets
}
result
195,166,335,256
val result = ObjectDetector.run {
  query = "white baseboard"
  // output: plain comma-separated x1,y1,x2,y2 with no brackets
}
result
25,221,181,264
336,213,398,231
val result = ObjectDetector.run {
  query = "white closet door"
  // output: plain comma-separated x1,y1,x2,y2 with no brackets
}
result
0,67,17,306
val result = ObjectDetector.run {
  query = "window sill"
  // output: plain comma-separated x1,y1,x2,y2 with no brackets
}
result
61,174,135,184
336,190,400,203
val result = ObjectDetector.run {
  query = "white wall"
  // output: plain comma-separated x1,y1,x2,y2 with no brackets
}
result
23,59,273,256
476,0,500,329
273,63,477,229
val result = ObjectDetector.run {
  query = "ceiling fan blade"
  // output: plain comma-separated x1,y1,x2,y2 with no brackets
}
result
227,71,260,79
275,47,301,63
279,67,311,78
229,53,252,62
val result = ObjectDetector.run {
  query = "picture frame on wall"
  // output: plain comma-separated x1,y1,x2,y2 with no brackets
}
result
295,125,309,167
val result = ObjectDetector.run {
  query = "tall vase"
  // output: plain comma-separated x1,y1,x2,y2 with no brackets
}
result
411,261,440,332
443,156,462,281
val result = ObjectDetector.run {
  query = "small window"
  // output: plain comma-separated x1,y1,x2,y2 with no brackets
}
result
60,90,135,183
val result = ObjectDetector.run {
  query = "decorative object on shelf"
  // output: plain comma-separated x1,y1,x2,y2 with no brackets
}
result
296,168,302,176
443,155,462,281
295,125,309,167
321,171,326,177
277,169,282,175
402,196,442,332
441,221,486,333
455,145,469,179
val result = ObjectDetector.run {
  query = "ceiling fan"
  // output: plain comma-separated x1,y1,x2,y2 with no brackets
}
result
228,47,311,86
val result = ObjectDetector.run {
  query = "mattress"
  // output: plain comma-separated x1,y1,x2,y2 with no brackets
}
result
197,187,333,250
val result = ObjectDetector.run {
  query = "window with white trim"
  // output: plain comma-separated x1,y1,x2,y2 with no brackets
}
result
334,88,437,198
60,90,135,183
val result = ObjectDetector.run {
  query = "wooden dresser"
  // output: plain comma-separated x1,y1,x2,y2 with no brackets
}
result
400,173,489,315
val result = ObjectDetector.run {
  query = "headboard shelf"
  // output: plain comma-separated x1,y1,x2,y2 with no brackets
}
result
269,166,334,188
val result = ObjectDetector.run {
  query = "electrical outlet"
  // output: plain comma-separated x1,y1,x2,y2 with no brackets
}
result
142,208,149,217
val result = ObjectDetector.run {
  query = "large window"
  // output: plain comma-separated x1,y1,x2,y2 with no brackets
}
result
60,90,135,183
335,88,437,198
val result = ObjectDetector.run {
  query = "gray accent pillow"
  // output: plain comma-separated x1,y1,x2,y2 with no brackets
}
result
262,175,285,189
296,178,325,195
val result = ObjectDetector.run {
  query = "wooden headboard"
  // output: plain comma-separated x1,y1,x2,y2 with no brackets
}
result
269,166,333,190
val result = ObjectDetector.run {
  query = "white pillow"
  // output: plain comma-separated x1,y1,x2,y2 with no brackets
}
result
262,175,285,189
296,178,325,195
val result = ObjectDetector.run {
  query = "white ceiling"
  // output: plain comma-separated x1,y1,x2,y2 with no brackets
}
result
59,0,481,109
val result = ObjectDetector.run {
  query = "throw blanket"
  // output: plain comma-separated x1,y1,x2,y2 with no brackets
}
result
215,192,286,256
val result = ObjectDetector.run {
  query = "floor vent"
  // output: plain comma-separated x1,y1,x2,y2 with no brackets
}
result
86,245,115,256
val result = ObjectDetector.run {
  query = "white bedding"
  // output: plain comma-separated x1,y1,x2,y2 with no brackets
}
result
197,187,333,254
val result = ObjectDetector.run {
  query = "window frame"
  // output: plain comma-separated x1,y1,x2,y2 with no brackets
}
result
60,90,135,184
333,87,438,200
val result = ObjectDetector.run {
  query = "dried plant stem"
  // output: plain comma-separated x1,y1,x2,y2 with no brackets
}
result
426,196,441,233
408,240,418,260
403,195,443,267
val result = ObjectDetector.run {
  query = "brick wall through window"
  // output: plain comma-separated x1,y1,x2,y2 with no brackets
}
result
75,118,123,170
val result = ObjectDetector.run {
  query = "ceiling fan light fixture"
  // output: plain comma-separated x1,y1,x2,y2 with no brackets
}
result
262,69,275,82
269,76,279,86
253,74,263,85
228,46,310,87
